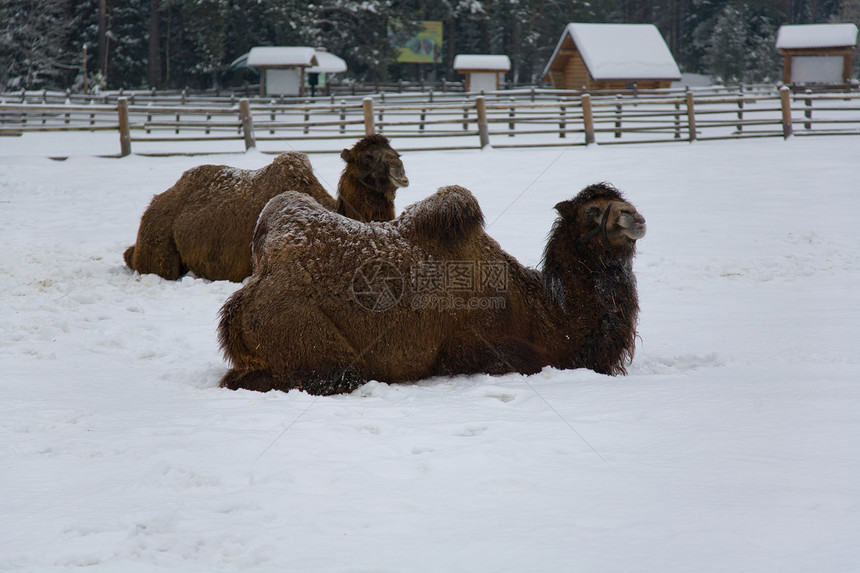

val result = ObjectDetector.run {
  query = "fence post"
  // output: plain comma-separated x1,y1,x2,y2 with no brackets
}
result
339,99,347,134
804,89,812,130
508,98,515,137
780,86,793,139
685,89,697,142
363,97,375,136
269,100,276,135
559,103,566,138
614,95,622,138
736,98,744,133
117,97,131,157
476,96,490,149
239,98,256,150
581,93,595,145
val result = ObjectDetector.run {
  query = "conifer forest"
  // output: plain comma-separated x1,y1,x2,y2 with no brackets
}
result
2,0,859,92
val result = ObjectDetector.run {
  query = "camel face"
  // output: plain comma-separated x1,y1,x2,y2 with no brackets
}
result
580,198,646,249
387,159,409,189
341,134,409,194
615,203,647,241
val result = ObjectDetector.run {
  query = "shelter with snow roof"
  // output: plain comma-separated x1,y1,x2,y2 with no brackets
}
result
240,47,347,97
542,23,680,91
776,23,859,87
453,55,511,92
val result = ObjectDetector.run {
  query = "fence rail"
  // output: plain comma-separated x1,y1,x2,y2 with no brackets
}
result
2,86,859,156
2,81,837,105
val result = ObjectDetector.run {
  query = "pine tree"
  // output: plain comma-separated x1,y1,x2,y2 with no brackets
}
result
313,1,402,82
698,2,780,84
0,0,74,90
160,0,228,89
832,0,860,78
105,0,150,89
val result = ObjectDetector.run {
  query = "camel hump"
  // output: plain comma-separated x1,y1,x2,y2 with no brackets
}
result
269,151,337,211
179,163,227,183
270,151,314,172
252,190,332,264
400,185,485,248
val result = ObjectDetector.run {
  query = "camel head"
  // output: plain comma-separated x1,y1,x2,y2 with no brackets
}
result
340,134,409,198
553,183,646,256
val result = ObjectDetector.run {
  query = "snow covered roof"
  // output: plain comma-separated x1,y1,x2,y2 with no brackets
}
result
233,49,346,74
453,55,511,72
307,51,348,74
246,47,318,68
776,23,859,50
543,23,681,81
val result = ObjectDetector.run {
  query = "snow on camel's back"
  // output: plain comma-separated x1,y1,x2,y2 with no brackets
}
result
123,134,408,282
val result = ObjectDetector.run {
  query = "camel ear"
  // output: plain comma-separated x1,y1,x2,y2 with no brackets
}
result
554,200,577,221
340,149,351,163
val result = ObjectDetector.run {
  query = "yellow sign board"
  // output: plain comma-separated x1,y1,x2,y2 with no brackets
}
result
392,21,443,64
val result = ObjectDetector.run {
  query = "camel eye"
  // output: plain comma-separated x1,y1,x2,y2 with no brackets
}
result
585,206,600,220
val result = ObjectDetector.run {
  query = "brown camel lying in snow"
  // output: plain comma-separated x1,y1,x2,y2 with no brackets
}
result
123,135,408,282
218,182,646,395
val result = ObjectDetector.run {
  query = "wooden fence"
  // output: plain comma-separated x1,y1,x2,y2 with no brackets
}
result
2,86,859,156
0,82,796,107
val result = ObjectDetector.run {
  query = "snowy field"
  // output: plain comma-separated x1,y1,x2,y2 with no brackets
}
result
1,131,859,572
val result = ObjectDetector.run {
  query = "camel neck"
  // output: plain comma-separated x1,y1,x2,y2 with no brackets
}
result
540,237,638,374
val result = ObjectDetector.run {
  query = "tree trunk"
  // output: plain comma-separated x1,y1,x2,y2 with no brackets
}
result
147,0,161,88
97,0,107,77
446,17,455,78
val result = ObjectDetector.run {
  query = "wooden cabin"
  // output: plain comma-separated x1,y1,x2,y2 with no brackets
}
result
776,24,859,87
453,55,511,93
542,23,680,91
246,47,318,97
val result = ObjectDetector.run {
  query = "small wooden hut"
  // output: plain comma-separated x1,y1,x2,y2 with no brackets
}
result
542,23,680,91
246,47,318,97
453,55,511,92
776,23,859,87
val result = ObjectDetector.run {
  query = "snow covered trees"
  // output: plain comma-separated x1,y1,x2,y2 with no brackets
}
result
696,3,781,84
0,0,851,91
0,0,74,90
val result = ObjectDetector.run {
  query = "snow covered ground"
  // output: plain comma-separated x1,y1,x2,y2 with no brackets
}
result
1,131,859,572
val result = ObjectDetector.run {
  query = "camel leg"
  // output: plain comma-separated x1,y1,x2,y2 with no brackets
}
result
219,286,368,395
128,230,184,280
435,338,547,377
123,245,135,268
219,367,365,395
126,200,185,280
298,370,366,396
220,369,283,393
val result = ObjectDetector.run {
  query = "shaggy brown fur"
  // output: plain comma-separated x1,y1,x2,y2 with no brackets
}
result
124,137,407,282
337,134,408,222
123,152,336,282
218,183,646,395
